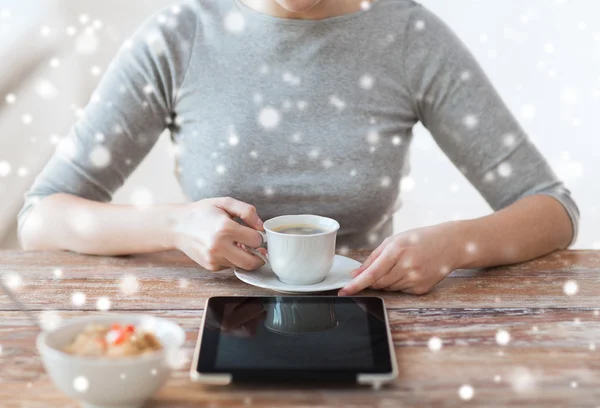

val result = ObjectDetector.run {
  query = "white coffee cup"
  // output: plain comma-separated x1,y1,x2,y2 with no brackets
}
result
250,215,340,285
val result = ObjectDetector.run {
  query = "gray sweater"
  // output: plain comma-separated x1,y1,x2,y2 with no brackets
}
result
19,0,579,249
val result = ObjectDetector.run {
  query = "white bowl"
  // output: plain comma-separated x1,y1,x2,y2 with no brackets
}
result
37,314,186,408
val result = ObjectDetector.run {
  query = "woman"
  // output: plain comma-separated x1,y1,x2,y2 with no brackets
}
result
19,0,579,296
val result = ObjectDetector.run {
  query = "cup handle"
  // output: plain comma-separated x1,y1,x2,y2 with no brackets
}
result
247,231,270,269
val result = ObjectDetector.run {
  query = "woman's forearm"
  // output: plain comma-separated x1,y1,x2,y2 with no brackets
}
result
20,194,179,255
452,195,574,269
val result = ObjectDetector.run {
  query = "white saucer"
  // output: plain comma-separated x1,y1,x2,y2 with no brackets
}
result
234,255,361,294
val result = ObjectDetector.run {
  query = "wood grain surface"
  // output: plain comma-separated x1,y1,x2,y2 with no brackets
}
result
1,249,599,408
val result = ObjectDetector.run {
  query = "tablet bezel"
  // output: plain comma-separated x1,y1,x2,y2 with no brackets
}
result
189,296,398,386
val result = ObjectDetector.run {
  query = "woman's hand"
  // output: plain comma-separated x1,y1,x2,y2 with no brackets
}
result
171,197,266,271
339,222,463,296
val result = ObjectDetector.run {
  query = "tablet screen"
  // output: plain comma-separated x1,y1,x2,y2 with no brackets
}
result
197,296,393,380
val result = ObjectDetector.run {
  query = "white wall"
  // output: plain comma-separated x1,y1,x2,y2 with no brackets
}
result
395,0,600,249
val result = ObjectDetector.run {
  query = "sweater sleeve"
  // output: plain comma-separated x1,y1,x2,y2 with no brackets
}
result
18,2,198,234
401,4,579,245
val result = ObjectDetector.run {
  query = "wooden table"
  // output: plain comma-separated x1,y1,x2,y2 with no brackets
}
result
1,250,599,408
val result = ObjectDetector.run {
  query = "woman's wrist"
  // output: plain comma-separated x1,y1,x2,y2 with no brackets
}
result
140,203,187,252
443,219,479,271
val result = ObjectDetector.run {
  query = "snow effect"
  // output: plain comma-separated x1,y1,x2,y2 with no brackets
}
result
360,1,371,11
71,292,86,306
366,130,380,145
509,367,537,393
96,297,111,311
282,72,301,86
40,25,52,37
0,161,11,177
329,95,346,111
178,278,190,289
415,20,426,31
57,137,78,159
258,107,280,129
463,114,479,129
39,310,62,331
465,242,478,254
367,233,379,245
563,280,578,296
3,272,23,290
460,70,472,81
53,268,63,278
91,66,102,76
428,336,443,352
120,275,140,295
496,329,511,345
503,133,516,147
5,93,16,104
498,162,513,178
359,75,374,90
392,136,402,146
228,126,240,146
225,11,245,34
400,176,415,192
22,114,33,125
130,188,154,208
380,176,391,188
75,32,99,55
90,145,111,168
17,167,28,177
216,164,227,175
73,376,89,393
458,384,474,400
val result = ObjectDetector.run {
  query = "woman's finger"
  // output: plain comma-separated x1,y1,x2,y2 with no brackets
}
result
213,197,264,230
181,245,233,271
351,238,389,278
225,220,263,248
382,278,412,292
224,244,265,271
339,247,398,296
371,264,406,289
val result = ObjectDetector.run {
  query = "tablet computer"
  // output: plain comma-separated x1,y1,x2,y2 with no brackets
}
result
190,296,398,386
